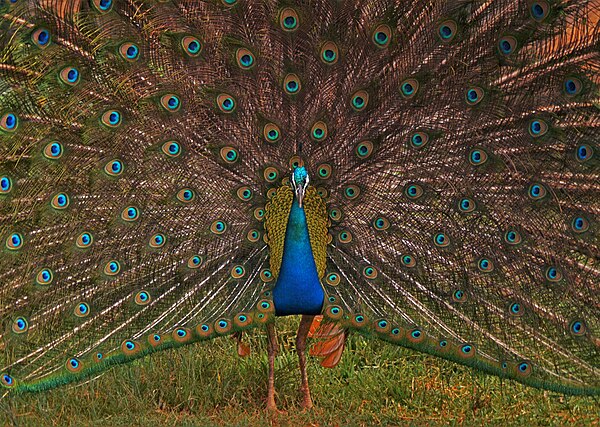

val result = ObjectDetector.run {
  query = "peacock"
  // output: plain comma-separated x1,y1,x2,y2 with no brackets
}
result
0,0,598,411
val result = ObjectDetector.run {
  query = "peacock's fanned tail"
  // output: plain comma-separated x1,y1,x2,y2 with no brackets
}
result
0,0,598,395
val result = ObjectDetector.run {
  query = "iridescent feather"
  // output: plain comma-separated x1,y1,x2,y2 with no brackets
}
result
0,0,598,403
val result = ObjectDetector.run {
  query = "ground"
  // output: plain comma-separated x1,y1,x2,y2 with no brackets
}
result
1,317,598,426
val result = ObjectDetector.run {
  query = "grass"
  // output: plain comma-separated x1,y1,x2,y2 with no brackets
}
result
1,317,598,426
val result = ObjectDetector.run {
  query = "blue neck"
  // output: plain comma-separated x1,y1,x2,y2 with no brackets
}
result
272,198,324,316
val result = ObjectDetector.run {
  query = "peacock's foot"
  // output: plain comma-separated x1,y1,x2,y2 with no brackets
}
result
299,387,313,410
266,401,286,414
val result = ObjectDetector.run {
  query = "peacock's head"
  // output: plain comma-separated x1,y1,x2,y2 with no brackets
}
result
292,166,309,208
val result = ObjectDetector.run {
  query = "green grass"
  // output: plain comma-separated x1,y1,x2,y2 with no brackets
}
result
1,317,598,426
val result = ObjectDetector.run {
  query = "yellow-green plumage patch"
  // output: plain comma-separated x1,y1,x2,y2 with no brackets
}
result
264,186,293,279
303,186,328,279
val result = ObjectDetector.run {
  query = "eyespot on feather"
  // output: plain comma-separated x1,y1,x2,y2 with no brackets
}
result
51,193,70,210
465,87,484,106
6,232,23,250
311,121,327,141
32,28,51,48
59,66,80,86
280,8,299,31
363,266,378,279
216,94,236,113
400,78,419,99
160,94,181,112
215,318,232,334
176,188,195,203
121,340,141,356
181,36,202,56
404,183,424,200
0,176,12,194
468,148,488,166
375,319,391,334
121,206,139,221
372,217,390,231
498,36,518,55
260,269,273,282
407,328,425,344
283,73,301,95
372,24,392,48
149,233,166,248
1,373,15,388
337,230,353,244
36,268,54,286
401,254,417,268
288,156,304,169
504,229,522,245
134,290,151,306
187,255,203,269
263,167,279,182
196,323,213,338
43,141,63,160
528,119,548,137
236,48,255,69
253,207,265,221
101,110,122,128
234,313,252,328
104,260,121,276
104,159,123,176
263,123,281,143
231,265,246,279
246,229,261,243
563,77,583,96
162,141,182,157
220,146,239,164
409,131,429,149
75,232,93,248
350,90,369,111
528,183,547,200
571,216,589,233
316,164,332,179
328,207,342,222
457,343,476,359
119,42,140,61
325,272,340,286
210,220,227,235
515,361,532,377
434,232,450,247
172,328,192,343
65,357,83,373
320,41,339,64
11,316,28,334
437,20,457,42
91,0,113,13
74,302,90,318
1,113,19,132
529,1,550,22
458,197,476,213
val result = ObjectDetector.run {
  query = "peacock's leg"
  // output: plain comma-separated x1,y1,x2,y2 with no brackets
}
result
296,314,315,409
266,322,278,411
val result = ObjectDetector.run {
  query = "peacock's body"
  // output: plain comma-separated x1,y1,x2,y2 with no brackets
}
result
0,0,599,408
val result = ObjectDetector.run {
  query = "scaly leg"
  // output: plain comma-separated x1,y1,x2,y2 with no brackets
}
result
296,314,315,409
266,322,278,411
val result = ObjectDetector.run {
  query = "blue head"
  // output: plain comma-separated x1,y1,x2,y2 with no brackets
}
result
292,166,309,207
